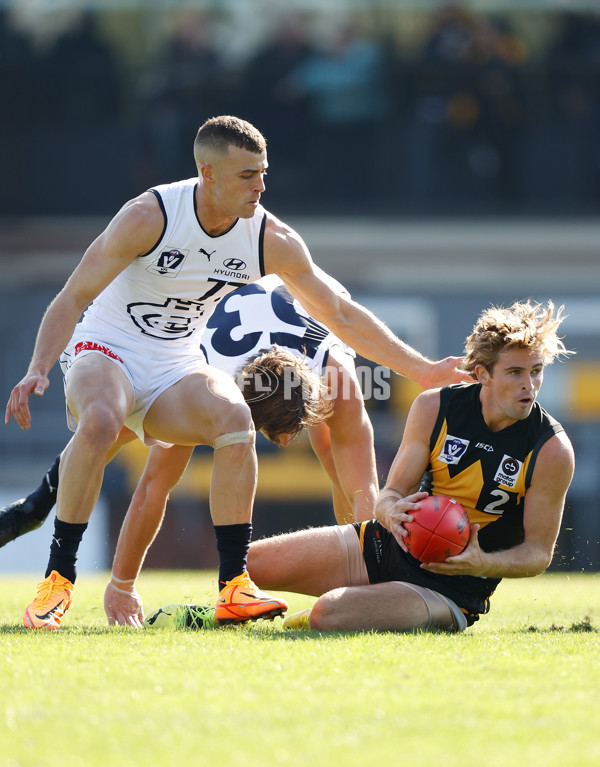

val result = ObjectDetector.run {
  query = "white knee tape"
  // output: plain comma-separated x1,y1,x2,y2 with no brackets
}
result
213,429,255,449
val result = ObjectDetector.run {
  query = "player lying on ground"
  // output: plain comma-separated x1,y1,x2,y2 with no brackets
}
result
142,301,575,632
5,116,465,631
0,275,377,554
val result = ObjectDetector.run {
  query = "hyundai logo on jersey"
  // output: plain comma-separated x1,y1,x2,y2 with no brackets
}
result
223,258,247,270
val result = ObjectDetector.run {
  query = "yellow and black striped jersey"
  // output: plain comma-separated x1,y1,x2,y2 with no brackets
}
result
426,383,563,553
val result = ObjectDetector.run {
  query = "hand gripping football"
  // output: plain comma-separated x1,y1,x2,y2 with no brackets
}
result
404,495,470,563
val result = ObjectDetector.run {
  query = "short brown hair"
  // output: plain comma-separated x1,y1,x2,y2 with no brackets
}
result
462,300,573,377
194,115,266,165
238,346,333,445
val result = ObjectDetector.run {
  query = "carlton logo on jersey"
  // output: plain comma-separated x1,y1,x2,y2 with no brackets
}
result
126,279,246,340
146,248,188,277
128,297,203,339
438,435,470,465
494,454,523,488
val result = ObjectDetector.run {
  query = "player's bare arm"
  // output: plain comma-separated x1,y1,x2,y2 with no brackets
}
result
104,444,195,626
424,431,575,578
374,389,440,547
313,347,378,523
5,194,164,430
262,215,465,389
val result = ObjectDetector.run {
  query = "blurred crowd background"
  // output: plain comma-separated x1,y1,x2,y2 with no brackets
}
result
2,1,600,216
1,0,599,574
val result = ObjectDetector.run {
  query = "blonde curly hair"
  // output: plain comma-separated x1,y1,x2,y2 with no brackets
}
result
462,300,573,377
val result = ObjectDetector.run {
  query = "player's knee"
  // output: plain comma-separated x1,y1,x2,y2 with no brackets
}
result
309,589,344,631
248,532,298,588
247,539,270,582
137,469,172,501
216,399,252,432
75,403,124,451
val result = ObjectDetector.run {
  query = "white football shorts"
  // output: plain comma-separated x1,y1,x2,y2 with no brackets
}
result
59,330,206,448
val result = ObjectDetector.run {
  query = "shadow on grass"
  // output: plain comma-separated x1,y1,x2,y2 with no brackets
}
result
216,625,467,641
3,619,596,638
0,621,376,641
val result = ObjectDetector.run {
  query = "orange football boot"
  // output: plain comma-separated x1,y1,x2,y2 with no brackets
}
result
23,570,73,630
215,571,288,625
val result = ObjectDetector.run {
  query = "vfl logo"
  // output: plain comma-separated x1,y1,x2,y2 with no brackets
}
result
223,258,246,271
438,435,469,465
494,454,523,488
147,248,188,277
199,248,216,261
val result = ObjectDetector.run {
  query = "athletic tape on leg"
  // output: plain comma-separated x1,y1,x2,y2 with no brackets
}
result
213,430,255,450
402,582,467,632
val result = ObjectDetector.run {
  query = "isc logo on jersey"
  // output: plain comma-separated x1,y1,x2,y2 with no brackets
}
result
147,248,188,277
438,435,469,465
494,454,523,488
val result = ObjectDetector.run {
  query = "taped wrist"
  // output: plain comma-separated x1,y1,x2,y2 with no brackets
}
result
110,573,136,594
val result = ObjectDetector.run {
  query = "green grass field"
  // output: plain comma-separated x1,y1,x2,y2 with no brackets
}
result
1,571,599,767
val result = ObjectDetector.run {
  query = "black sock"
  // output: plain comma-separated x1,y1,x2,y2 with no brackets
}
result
45,517,88,583
214,523,252,588
25,455,61,523
45,454,60,493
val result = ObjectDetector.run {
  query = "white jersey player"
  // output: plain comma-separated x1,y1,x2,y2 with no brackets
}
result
6,115,464,631
58,177,267,448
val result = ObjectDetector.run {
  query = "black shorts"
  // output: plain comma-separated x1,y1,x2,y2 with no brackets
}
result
353,520,501,627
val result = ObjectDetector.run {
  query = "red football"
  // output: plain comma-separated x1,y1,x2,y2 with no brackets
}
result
404,495,470,563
